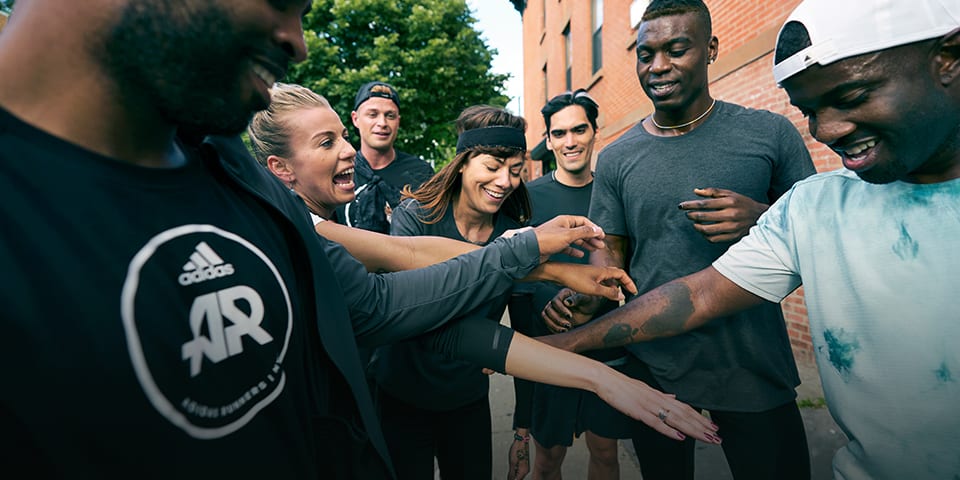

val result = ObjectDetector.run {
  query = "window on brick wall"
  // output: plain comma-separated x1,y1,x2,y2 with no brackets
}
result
592,0,603,73
563,23,572,91
543,63,548,103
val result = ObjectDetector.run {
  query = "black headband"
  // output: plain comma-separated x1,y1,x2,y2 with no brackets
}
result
455,126,526,154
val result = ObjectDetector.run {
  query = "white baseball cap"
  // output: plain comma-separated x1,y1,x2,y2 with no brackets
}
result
773,0,960,84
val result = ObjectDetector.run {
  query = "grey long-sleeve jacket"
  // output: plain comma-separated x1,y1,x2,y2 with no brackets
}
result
212,134,538,477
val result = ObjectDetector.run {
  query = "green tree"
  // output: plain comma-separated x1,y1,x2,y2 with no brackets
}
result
1,0,14,15
289,0,510,168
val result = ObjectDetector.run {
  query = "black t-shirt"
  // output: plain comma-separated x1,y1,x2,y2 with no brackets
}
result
334,150,434,233
527,172,594,265
526,173,625,363
0,107,540,477
373,199,520,410
0,107,328,477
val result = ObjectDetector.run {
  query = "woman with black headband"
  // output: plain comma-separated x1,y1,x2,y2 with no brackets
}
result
248,85,629,292
369,106,535,479
247,88,722,478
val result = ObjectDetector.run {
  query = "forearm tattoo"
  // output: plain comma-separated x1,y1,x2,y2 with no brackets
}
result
601,282,695,347
602,323,638,347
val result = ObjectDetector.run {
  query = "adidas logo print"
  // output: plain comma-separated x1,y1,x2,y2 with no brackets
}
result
178,241,236,286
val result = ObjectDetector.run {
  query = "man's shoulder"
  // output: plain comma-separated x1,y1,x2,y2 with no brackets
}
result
766,169,865,213
792,168,862,192
394,149,423,162
204,135,278,187
393,150,433,170
611,121,649,145
716,101,794,131
525,173,554,191
203,135,306,214
380,149,433,184
598,123,649,159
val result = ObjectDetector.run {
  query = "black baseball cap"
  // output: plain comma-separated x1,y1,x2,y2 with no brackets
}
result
353,81,400,111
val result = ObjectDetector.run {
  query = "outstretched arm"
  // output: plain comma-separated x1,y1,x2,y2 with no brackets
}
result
317,214,604,271
317,216,633,300
538,266,766,353
316,220,474,272
502,333,722,444
420,314,721,443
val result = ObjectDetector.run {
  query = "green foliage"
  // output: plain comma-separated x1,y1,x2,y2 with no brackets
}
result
797,397,827,409
288,0,511,168
0,0,13,15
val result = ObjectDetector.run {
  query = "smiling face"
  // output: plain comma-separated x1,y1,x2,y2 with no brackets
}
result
782,41,960,184
457,152,524,217
635,12,717,121
280,106,357,217
98,0,310,135
546,105,596,176
351,97,400,152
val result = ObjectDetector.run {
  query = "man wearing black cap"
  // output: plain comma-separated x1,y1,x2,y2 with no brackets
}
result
336,81,434,233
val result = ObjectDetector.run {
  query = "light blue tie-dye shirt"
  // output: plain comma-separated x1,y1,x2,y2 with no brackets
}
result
714,168,960,480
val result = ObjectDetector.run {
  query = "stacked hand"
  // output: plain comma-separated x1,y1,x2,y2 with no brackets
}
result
531,215,606,263
539,265,636,303
541,287,605,333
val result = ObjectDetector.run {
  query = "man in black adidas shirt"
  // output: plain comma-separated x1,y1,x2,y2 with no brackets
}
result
0,1,720,477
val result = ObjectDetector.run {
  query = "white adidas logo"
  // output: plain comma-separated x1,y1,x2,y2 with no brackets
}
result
178,241,236,286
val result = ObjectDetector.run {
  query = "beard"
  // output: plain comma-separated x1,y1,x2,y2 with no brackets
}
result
856,167,901,185
855,156,912,185
97,1,269,136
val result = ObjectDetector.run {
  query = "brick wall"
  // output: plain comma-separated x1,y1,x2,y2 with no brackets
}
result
521,0,838,366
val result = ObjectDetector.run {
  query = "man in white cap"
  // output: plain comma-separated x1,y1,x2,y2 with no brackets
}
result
540,0,960,478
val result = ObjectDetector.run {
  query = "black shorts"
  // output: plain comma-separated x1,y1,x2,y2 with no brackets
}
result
529,354,636,448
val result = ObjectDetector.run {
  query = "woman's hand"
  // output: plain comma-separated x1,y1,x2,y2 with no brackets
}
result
503,334,722,445
594,368,723,445
531,215,606,263
533,263,637,304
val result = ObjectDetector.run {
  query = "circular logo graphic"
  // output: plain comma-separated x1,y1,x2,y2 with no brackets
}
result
121,225,292,439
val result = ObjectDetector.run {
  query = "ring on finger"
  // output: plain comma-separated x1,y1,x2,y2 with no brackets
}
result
657,408,669,422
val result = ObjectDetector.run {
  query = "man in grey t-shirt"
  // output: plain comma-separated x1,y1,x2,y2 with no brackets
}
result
543,1,815,479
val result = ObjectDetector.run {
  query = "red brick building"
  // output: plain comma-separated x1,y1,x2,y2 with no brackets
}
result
509,0,837,365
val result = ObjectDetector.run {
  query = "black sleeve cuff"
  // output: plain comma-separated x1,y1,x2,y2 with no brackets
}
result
418,312,514,373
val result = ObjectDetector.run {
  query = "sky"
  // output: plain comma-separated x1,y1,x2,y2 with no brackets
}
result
466,0,524,115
